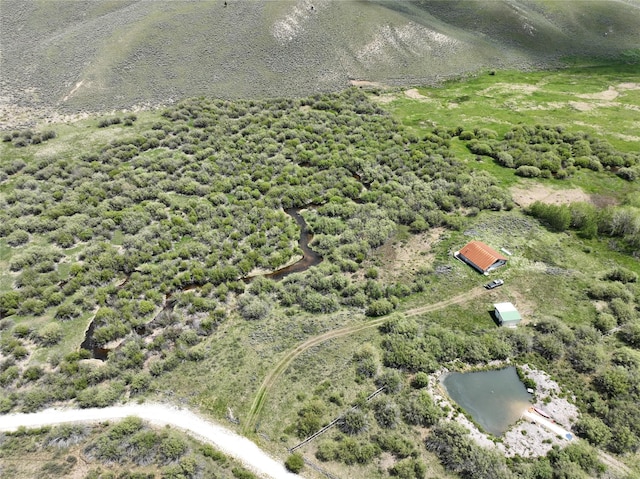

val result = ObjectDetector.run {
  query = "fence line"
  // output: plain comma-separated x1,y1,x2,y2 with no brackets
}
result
289,386,385,452
301,457,341,479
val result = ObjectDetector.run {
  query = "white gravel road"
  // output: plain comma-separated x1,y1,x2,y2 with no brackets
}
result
0,403,302,479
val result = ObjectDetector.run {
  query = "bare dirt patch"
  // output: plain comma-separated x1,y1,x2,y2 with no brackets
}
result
372,93,398,104
404,88,429,100
349,80,388,89
481,83,539,96
577,86,619,101
617,82,640,91
62,80,88,102
505,289,536,322
373,227,445,282
568,101,596,112
615,132,640,142
510,184,591,208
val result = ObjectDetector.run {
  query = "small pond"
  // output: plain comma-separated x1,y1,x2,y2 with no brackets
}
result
442,366,532,436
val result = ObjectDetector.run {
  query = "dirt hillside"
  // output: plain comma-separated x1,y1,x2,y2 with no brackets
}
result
2,0,640,127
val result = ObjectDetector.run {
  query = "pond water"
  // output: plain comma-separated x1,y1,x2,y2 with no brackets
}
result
442,366,532,436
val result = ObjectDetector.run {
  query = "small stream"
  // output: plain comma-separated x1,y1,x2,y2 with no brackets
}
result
263,207,322,280
81,207,321,359
79,318,110,361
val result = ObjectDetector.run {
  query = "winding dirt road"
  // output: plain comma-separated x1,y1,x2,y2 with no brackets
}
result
244,286,489,433
1,288,489,479
0,404,300,479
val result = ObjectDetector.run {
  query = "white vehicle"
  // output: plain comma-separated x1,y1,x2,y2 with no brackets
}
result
485,279,504,289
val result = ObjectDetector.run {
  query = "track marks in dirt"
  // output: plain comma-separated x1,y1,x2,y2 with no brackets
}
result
243,286,489,433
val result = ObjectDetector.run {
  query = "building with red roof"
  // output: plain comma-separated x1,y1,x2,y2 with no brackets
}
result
454,241,507,274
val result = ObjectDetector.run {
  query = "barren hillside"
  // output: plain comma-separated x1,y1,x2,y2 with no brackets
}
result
1,0,640,126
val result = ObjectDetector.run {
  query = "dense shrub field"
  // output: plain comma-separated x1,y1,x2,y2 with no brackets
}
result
2,87,640,478
0,89,512,411
0,418,255,479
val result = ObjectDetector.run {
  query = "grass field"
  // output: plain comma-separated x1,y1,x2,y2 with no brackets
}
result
383,63,640,201
389,65,640,149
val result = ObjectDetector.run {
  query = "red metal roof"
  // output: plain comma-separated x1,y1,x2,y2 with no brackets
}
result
458,241,507,272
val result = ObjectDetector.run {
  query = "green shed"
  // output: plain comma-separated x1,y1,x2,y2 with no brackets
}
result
494,302,522,327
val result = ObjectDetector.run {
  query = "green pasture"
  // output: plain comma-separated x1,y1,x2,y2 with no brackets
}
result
389,65,640,151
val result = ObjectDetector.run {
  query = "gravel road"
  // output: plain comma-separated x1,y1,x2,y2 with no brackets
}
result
0,403,302,479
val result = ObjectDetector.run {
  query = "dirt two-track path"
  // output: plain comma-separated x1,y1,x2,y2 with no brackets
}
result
243,286,489,434
0,288,487,479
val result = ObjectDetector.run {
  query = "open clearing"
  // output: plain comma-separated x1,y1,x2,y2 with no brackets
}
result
510,184,592,208
244,286,490,434
388,67,640,157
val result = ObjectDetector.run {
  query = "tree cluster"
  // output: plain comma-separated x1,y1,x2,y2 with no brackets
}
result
526,200,640,250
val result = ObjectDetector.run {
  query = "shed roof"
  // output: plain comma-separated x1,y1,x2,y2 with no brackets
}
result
494,302,521,322
458,241,507,272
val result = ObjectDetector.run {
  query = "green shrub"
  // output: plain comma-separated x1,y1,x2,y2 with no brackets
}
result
76,382,124,408
374,433,416,458
23,365,44,381
7,229,29,246
200,444,227,464
375,369,403,393
18,298,46,315
604,267,638,283
364,267,379,279
37,322,64,346
293,400,325,439
514,165,541,177
609,298,637,324
0,292,21,316
46,424,88,448
467,141,493,156
12,323,32,338
575,415,611,446
616,166,639,181
0,365,19,386
586,282,633,302
366,298,394,317
237,295,271,321
389,458,426,479
411,372,429,389
401,391,442,427
231,467,256,479
619,320,640,348
459,130,475,140
159,433,188,463
285,453,305,473
339,409,369,435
